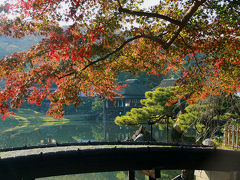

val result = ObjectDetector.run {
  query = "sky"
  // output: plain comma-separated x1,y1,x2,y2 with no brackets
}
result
0,0,160,7
142,0,159,8
0,0,11,5
0,0,161,26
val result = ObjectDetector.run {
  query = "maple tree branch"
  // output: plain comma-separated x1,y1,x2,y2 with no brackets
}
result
141,34,168,48
26,49,50,61
58,34,167,78
118,6,182,26
179,34,204,75
62,0,206,76
116,0,122,7
53,0,206,78
81,36,141,71
81,34,167,71
166,0,206,48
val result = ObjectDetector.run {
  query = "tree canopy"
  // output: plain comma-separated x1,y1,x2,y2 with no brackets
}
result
177,94,239,137
115,87,240,140
0,0,239,119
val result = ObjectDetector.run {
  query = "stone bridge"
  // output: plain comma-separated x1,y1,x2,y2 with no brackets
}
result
0,142,239,180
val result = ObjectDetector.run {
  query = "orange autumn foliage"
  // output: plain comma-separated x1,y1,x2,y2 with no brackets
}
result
0,0,239,119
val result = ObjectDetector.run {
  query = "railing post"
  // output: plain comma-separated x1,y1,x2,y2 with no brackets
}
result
237,126,239,149
228,125,231,145
128,170,135,180
150,124,153,141
224,125,228,146
166,117,169,143
232,125,235,149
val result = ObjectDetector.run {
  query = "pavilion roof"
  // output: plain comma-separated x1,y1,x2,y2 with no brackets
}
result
117,79,149,98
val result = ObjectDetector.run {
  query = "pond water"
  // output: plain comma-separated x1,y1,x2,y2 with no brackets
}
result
0,108,179,179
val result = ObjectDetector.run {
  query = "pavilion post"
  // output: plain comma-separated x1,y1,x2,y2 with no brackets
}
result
128,170,135,180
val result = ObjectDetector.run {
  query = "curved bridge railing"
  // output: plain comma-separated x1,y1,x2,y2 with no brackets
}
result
0,142,239,179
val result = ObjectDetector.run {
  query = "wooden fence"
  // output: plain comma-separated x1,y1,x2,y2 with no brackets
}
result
224,125,239,149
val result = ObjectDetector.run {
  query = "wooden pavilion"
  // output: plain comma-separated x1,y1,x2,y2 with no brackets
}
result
103,79,149,120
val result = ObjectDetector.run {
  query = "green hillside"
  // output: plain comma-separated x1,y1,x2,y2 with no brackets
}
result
0,36,42,58
0,36,42,89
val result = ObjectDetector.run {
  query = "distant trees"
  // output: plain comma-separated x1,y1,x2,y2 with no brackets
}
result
91,98,104,113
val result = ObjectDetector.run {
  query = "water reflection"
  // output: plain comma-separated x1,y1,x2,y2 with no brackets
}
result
38,171,145,180
38,170,180,180
0,108,179,179
0,108,161,148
